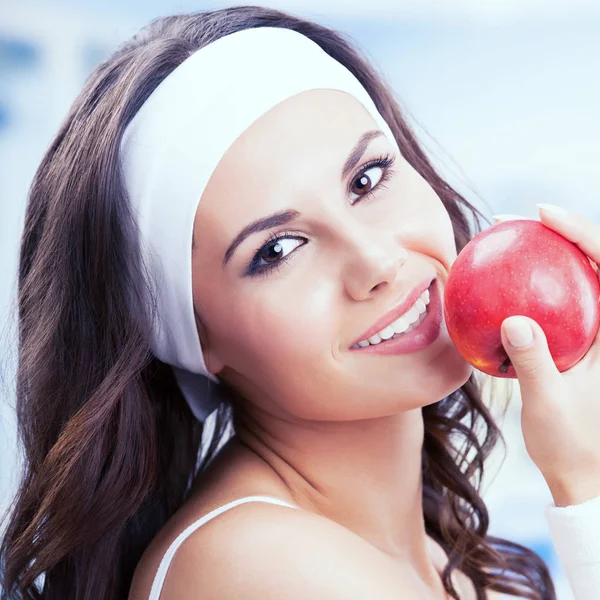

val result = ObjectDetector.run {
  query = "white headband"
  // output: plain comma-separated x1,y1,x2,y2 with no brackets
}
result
120,26,399,422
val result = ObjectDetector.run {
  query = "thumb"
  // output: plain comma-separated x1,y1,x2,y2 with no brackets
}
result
500,316,562,399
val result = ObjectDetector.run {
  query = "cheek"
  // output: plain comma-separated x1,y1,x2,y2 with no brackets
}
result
215,281,347,419
392,167,458,271
416,202,458,273
214,278,337,377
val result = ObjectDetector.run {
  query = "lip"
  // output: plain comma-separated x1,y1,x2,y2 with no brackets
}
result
349,279,442,355
350,276,436,347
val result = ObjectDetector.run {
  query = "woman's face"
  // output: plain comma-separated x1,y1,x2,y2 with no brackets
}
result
191,89,472,421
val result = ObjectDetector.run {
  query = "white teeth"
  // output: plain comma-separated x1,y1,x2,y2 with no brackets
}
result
379,325,395,340
367,332,382,345
391,315,409,334
403,306,420,324
352,283,433,349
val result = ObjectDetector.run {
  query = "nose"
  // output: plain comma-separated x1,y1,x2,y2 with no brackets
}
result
342,228,409,301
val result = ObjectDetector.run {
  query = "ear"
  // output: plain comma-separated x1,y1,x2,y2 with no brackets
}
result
194,310,226,376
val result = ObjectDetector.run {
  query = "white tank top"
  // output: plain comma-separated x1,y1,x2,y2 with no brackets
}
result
147,495,300,600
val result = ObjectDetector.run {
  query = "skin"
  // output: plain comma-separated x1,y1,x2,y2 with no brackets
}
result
188,89,474,595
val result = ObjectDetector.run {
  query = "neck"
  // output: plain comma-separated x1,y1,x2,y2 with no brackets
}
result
233,405,443,589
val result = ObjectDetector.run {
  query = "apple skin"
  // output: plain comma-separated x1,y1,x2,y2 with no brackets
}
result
443,219,600,378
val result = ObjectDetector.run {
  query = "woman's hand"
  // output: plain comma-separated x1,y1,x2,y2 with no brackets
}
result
496,204,600,507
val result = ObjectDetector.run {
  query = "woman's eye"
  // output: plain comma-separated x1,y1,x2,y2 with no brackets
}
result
254,237,303,270
349,165,385,205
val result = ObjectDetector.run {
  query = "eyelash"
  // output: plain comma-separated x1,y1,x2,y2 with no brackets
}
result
246,152,397,278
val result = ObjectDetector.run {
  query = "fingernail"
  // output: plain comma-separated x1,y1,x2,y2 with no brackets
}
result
536,203,569,217
492,214,528,222
504,317,534,348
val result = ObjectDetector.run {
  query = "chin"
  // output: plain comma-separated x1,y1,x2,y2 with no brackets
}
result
447,363,475,396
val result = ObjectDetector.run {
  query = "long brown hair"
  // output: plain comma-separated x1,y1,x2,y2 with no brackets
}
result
1,6,555,599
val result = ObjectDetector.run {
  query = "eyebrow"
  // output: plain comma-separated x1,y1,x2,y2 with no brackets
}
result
222,129,385,267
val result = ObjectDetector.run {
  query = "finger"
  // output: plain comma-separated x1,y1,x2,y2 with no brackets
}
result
500,316,563,403
536,203,600,267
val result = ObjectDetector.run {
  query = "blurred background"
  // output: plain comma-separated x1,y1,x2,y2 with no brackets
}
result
2,1,599,597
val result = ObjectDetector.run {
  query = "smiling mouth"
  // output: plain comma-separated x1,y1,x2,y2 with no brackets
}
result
351,283,432,349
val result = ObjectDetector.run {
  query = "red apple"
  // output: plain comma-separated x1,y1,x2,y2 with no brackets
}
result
443,219,600,378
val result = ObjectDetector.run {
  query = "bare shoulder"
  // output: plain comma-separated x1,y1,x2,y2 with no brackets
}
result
142,500,423,600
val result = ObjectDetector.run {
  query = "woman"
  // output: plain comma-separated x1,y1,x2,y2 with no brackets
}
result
2,6,599,600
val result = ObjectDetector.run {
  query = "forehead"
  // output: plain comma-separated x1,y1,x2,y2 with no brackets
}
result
193,89,384,253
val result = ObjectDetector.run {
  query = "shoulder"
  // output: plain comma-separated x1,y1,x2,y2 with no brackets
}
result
134,500,423,600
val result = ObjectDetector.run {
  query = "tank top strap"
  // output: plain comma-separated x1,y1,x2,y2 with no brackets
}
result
147,495,301,600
